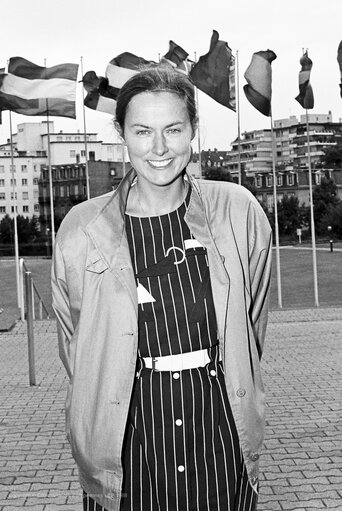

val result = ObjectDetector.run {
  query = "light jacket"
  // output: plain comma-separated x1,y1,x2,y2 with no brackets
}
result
51,169,272,511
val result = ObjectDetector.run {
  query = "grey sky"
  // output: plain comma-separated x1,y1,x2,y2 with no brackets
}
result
1,0,341,150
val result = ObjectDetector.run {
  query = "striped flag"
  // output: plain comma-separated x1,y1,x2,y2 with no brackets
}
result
190,30,236,111
83,52,154,114
0,57,78,118
162,41,193,74
295,51,314,109
243,49,277,116
337,41,342,98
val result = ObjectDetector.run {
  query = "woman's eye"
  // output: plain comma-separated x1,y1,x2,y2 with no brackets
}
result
136,130,151,136
167,128,181,134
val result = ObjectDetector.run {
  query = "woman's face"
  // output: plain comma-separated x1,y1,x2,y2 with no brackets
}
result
123,91,194,188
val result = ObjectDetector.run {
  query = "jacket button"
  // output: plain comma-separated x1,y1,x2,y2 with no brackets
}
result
236,388,246,398
250,453,259,461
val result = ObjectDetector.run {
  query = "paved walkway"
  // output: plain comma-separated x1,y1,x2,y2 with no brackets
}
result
0,309,341,510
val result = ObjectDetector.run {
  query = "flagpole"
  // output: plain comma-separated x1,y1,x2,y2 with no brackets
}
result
80,57,90,200
45,107,55,244
194,52,202,177
270,113,282,308
305,109,319,306
236,50,242,185
43,59,55,244
9,111,21,308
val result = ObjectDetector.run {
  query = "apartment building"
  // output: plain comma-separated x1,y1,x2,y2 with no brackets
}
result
0,121,128,221
225,112,342,209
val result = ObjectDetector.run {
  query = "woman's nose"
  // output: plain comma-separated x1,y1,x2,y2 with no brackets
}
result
152,133,168,156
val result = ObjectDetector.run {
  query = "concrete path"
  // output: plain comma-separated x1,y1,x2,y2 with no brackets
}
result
0,309,341,510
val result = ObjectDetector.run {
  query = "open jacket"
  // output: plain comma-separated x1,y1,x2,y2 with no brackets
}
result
51,169,272,511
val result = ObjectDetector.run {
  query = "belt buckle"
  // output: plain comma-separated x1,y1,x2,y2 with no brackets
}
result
152,356,158,371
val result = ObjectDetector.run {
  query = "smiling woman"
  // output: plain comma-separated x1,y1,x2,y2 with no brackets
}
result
52,64,272,511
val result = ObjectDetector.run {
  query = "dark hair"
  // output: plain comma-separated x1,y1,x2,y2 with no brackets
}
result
115,64,198,134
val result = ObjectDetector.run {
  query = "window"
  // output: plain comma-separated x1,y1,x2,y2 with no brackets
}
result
0,165,4,173
315,173,321,185
287,174,294,186
34,190,39,198
10,179,16,186
10,165,16,173
75,136,81,141
34,203,40,212
70,150,76,158
11,206,18,213
22,192,29,200
11,192,17,199
81,150,86,157
57,136,63,141
0,192,5,200
0,206,6,213
266,175,273,187
266,194,274,210
60,186,65,197
74,184,79,195
33,178,39,185
66,136,72,141
23,205,29,213
22,178,28,186
110,169,116,176
277,175,283,186
21,165,28,173
0,179,5,186
66,185,70,197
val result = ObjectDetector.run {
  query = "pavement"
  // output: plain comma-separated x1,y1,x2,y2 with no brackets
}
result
0,309,341,510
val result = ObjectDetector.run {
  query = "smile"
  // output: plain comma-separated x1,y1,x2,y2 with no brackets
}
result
147,158,173,169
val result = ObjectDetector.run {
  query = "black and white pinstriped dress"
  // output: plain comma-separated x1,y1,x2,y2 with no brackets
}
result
83,191,257,511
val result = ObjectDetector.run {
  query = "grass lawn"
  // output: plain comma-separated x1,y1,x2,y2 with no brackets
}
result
1,247,342,328
270,247,342,309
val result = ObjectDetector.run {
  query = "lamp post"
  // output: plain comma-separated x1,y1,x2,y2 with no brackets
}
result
327,225,333,253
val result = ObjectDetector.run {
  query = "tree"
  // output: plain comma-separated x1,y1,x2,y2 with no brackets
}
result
321,140,342,169
313,177,340,233
0,214,42,244
276,195,308,237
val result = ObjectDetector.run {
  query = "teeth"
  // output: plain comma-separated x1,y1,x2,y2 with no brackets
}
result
148,159,172,168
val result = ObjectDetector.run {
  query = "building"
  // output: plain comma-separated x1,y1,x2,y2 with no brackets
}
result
39,161,126,232
226,112,342,209
0,121,129,222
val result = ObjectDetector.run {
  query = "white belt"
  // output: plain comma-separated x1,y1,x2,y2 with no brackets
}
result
142,348,217,371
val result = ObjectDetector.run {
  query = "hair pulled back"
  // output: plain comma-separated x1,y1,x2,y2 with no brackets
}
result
115,64,198,134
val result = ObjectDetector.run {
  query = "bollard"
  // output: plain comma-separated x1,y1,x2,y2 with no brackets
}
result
330,239,333,253
25,271,36,386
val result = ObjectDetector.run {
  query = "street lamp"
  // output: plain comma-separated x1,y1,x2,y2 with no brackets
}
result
327,225,333,253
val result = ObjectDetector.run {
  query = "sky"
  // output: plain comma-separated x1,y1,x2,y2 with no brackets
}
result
0,0,341,151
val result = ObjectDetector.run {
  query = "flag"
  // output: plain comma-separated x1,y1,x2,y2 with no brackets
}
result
190,30,236,111
83,52,155,114
162,41,193,74
0,57,78,118
295,51,314,109
243,49,277,116
337,41,342,98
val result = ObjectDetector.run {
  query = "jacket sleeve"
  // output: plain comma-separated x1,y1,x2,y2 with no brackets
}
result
51,240,75,379
248,201,273,358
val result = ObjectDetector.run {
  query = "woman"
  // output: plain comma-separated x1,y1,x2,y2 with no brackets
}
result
52,65,272,511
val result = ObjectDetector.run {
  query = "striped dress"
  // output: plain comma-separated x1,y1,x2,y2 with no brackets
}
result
83,191,257,511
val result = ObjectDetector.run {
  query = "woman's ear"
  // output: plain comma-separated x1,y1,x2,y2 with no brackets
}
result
114,120,125,142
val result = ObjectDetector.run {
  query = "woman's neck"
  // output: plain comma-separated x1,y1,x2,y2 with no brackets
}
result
126,176,188,217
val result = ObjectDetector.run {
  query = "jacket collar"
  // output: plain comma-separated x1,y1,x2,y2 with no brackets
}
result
84,168,214,273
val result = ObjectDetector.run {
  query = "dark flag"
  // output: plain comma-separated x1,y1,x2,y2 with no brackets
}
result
0,57,78,118
243,49,277,116
295,51,314,109
337,41,342,98
162,41,193,74
83,52,155,114
190,30,236,111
